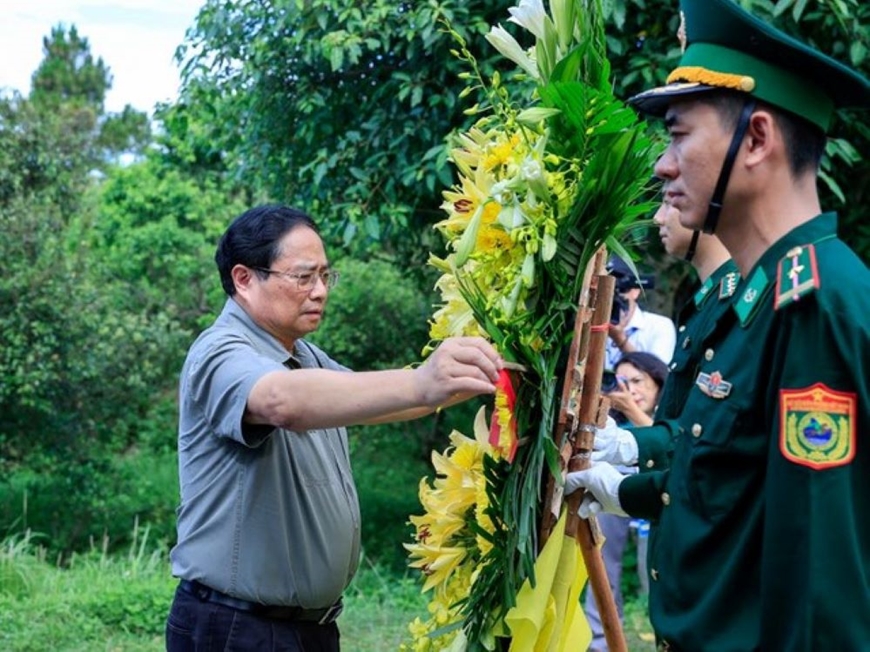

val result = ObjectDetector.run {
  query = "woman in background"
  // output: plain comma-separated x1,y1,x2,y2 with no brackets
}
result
608,351,670,427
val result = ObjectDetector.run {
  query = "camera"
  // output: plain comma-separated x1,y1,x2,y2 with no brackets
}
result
607,256,656,324
610,294,629,325
601,370,619,393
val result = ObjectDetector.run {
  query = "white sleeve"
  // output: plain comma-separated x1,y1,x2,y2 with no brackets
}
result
649,314,677,364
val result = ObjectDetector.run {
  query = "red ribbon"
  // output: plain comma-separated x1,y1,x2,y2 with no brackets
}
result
489,368,518,463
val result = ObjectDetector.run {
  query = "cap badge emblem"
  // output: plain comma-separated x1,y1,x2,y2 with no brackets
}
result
677,11,687,53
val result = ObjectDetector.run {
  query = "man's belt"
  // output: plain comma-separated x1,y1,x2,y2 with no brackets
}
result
179,579,343,624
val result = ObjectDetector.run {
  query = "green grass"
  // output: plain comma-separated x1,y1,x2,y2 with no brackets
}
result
0,533,654,651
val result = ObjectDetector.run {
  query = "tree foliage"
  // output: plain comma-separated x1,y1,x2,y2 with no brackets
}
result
30,24,112,113
0,27,189,554
29,24,152,164
173,0,521,265
84,159,247,330
171,0,868,268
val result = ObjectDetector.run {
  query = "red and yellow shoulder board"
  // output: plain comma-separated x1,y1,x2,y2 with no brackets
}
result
774,244,819,310
780,383,856,470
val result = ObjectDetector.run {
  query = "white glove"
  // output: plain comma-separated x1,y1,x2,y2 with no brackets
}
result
591,416,638,465
564,462,628,518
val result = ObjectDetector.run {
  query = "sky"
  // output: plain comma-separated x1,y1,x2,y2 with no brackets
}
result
0,0,206,115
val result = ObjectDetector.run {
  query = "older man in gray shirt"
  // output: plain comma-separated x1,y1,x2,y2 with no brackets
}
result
166,205,502,651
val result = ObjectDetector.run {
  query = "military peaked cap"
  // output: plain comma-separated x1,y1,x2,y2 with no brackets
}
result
628,0,870,132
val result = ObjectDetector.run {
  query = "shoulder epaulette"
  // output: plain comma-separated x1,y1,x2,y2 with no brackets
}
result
774,244,819,310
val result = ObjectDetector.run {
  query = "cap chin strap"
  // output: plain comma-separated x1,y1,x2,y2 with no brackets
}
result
703,99,757,234
684,230,700,262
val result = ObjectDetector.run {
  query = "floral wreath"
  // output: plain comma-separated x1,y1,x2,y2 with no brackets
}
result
403,1,657,650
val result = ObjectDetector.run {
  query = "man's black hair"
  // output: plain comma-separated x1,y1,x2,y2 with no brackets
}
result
215,205,319,296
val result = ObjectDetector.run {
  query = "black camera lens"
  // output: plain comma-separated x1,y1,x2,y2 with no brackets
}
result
601,370,618,393
610,294,629,325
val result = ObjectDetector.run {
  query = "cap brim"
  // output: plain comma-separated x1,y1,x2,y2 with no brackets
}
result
627,82,720,117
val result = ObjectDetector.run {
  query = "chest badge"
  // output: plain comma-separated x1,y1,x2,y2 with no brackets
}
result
780,383,856,470
695,370,732,399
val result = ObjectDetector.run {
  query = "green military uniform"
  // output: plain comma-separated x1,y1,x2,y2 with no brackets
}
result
615,0,870,648
621,214,869,649
631,260,740,472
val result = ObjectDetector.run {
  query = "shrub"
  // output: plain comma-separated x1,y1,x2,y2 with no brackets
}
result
0,450,179,558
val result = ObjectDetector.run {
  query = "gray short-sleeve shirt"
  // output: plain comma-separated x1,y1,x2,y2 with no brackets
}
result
170,298,361,608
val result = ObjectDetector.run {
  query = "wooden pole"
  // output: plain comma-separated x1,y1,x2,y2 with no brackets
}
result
564,267,627,652
539,247,602,546
540,246,627,652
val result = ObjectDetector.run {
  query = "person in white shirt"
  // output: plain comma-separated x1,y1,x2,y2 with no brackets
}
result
604,256,676,370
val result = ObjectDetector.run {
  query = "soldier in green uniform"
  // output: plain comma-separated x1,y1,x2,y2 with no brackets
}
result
593,201,739,472
566,0,870,649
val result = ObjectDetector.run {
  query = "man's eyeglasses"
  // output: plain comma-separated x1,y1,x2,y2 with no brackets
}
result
253,267,340,291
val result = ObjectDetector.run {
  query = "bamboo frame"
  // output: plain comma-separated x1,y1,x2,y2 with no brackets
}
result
540,246,627,652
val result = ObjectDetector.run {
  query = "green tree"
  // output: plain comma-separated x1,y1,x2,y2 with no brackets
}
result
172,0,867,271
29,24,152,163
0,93,91,220
97,105,152,157
85,158,248,330
173,0,517,266
30,24,111,113
0,32,186,554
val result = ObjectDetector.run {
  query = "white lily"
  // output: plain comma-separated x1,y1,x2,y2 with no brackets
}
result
520,252,536,287
509,0,559,79
542,232,558,262
507,0,547,41
500,275,525,318
520,154,551,203
444,628,469,652
497,202,527,231
490,179,516,206
485,25,539,79
453,202,486,266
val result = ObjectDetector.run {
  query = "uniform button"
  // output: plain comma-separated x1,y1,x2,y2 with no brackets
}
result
661,492,671,505
646,459,655,468
704,348,715,361
681,336,691,349
692,423,703,437
651,568,659,581
678,325,686,333
669,361,677,370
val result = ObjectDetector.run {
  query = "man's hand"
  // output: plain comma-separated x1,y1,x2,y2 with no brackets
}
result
592,416,639,465
564,462,628,518
415,337,503,407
